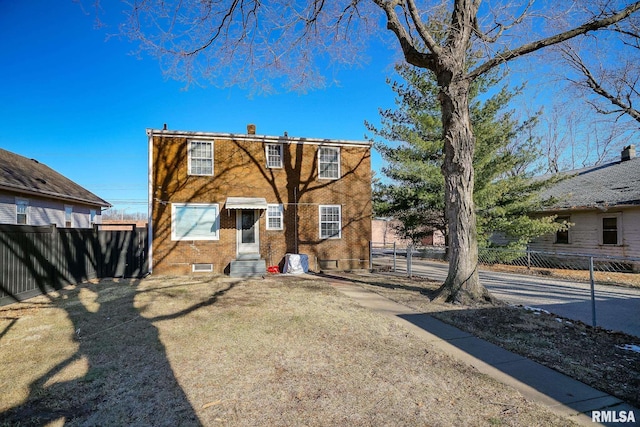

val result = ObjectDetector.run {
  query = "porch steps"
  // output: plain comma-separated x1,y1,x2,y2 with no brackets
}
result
229,254,266,277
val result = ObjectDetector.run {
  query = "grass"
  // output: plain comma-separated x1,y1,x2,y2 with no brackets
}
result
337,271,640,409
0,275,575,426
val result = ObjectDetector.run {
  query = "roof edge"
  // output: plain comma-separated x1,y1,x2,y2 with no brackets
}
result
146,128,372,147
0,184,111,208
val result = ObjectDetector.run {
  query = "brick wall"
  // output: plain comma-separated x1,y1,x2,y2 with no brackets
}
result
150,132,372,275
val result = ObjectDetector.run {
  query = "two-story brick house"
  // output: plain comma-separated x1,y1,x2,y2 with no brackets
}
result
147,125,372,276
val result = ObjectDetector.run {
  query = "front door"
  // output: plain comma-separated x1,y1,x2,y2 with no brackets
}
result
237,209,260,255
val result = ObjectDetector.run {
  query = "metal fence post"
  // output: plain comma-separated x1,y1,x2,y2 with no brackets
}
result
527,251,531,270
589,256,597,327
393,242,397,273
369,241,373,271
407,244,413,278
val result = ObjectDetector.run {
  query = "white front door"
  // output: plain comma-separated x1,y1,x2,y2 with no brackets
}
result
237,209,260,255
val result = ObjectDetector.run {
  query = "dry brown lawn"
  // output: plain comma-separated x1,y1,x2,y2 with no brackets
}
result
0,275,576,426
337,271,640,410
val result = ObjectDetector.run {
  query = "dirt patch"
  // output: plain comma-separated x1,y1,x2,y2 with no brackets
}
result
0,275,575,426
335,271,640,409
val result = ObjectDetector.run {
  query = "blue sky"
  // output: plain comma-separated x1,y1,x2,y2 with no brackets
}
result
0,1,399,215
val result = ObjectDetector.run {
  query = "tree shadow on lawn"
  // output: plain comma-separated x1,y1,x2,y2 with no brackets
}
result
317,271,441,299
1,278,236,426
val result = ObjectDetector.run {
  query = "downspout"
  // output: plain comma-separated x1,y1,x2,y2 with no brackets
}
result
294,187,298,254
146,129,154,274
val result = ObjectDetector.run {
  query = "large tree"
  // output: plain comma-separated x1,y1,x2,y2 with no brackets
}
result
117,0,640,303
371,65,561,255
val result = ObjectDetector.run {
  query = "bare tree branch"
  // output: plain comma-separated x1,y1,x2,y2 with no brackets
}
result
468,1,640,80
563,46,640,123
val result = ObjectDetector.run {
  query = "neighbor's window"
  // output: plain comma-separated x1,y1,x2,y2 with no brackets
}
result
266,144,283,168
555,216,570,244
319,205,341,239
266,204,284,230
318,147,340,179
602,215,621,245
172,203,220,241
65,205,73,228
90,209,97,226
188,141,214,176
16,198,28,225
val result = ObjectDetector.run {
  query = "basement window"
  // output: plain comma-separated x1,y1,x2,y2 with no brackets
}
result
192,263,213,272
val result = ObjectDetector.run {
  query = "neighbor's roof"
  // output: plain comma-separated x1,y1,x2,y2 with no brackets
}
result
0,148,111,207
540,156,640,210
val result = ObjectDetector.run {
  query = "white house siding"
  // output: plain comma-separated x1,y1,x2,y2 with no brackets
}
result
0,193,15,224
30,198,65,226
529,207,640,259
0,191,102,228
71,205,96,228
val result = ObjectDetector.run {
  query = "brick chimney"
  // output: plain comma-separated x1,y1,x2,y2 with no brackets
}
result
621,145,636,161
247,124,256,135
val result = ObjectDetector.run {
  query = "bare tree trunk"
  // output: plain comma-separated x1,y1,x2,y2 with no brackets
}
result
434,77,493,304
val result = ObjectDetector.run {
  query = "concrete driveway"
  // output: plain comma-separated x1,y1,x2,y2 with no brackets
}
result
375,256,640,338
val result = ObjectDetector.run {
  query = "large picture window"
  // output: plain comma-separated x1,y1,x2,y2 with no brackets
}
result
318,147,340,179
319,205,341,239
172,203,220,241
266,204,284,230
188,141,214,176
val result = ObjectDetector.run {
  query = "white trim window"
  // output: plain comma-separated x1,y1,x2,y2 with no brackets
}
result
188,141,214,176
600,213,623,245
319,205,341,239
16,198,28,225
318,147,340,179
172,203,220,241
64,205,73,228
266,144,283,168
266,204,284,230
90,209,97,226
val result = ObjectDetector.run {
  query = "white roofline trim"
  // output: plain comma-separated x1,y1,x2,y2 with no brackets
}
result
146,128,371,148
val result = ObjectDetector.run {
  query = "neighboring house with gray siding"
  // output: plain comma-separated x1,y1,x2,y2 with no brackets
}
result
0,148,111,227
529,145,640,261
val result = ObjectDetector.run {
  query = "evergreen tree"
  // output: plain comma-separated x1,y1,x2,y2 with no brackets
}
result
369,65,562,251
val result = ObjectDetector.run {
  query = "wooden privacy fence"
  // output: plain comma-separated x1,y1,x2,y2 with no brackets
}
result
0,224,148,305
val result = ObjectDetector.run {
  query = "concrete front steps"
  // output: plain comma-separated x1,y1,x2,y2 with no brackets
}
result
229,253,266,277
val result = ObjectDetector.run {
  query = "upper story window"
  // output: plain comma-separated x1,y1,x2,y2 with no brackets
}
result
318,147,340,179
65,205,73,228
266,204,284,230
601,214,622,245
16,198,28,224
188,141,214,176
266,144,283,168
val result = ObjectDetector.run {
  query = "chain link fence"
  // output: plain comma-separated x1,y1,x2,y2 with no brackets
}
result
371,242,640,328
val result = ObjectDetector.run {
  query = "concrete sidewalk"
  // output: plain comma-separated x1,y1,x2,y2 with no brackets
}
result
326,277,638,427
